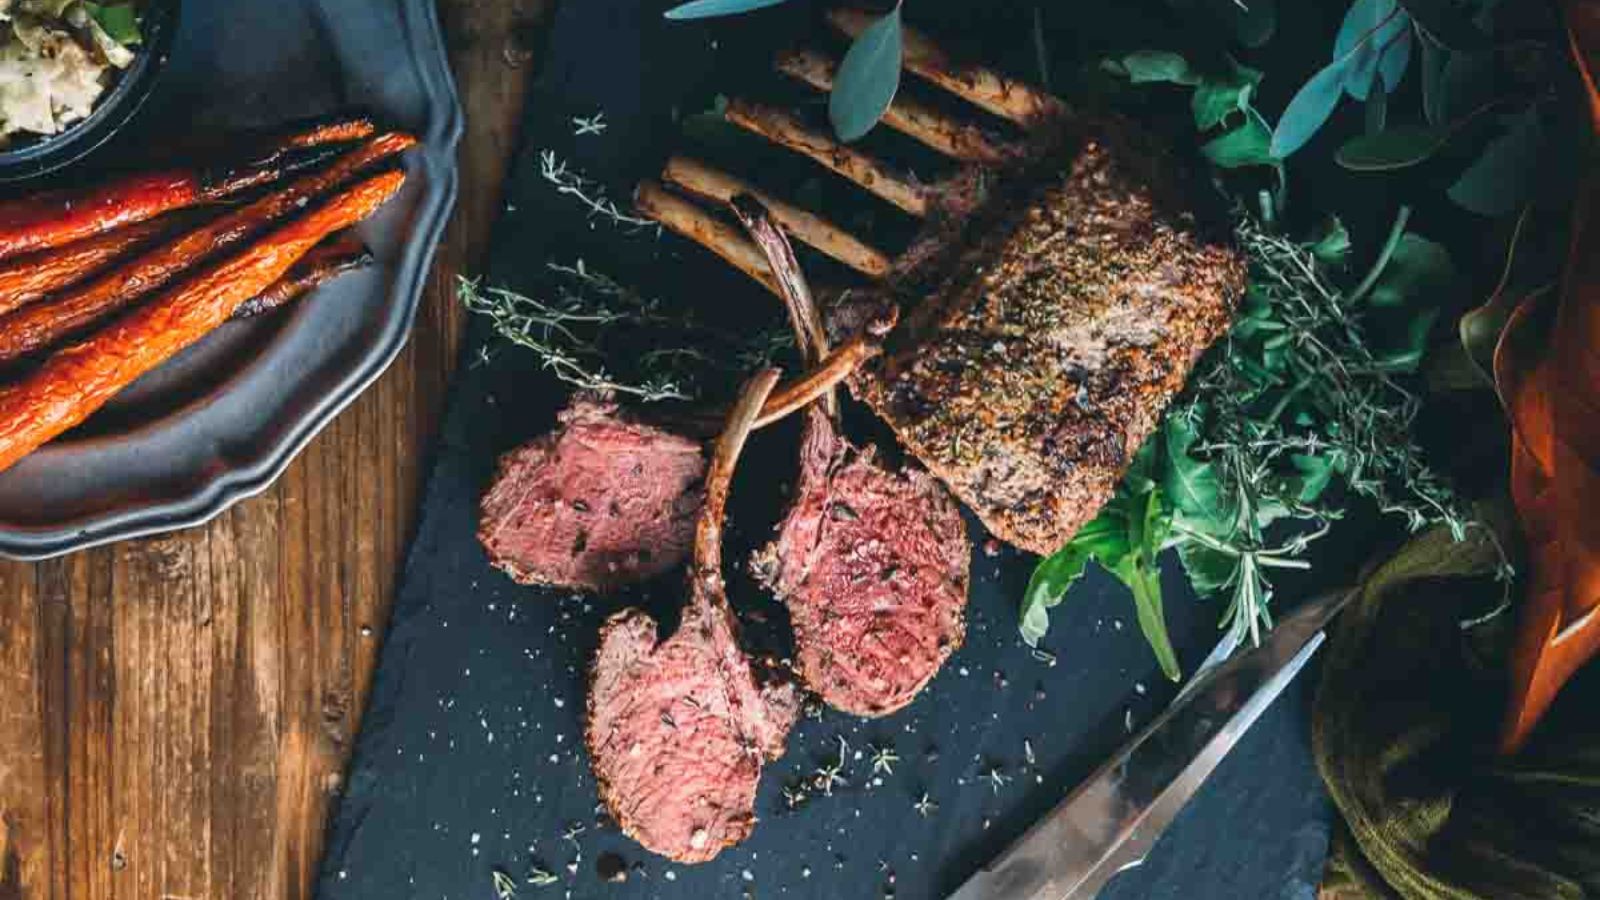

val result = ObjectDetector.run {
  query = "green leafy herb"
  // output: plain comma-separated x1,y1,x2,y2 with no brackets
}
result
829,2,904,141
1337,0,1410,100
1119,50,1201,86
1191,59,1264,129
1448,105,1545,216
82,2,142,46
663,0,791,21
1397,0,1490,51
1270,61,1349,157
1337,123,1450,170
1020,445,1181,680
1022,212,1484,663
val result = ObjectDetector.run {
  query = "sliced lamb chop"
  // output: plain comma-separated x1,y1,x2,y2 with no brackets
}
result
478,397,706,591
585,371,800,864
734,197,970,718
477,346,880,593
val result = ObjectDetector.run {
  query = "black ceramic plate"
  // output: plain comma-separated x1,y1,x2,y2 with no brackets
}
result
0,0,462,560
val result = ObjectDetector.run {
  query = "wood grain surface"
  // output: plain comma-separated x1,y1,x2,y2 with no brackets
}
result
0,2,552,898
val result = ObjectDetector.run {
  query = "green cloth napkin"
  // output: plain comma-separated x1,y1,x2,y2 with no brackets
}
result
1314,524,1600,899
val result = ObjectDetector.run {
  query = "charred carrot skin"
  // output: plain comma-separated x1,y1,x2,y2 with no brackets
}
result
0,217,174,316
230,236,373,320
0,171,407,476
0,133,416,363
0,118,373,263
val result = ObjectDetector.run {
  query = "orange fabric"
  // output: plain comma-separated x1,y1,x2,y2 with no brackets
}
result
1499,0,1600,755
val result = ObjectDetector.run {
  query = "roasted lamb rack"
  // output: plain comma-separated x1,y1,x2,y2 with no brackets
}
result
635,7,1247,557
733,196,969,718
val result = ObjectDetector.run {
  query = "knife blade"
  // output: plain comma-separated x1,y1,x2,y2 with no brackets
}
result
949,588,1353,900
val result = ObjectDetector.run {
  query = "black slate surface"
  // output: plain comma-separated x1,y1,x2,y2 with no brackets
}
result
317,2,1334,897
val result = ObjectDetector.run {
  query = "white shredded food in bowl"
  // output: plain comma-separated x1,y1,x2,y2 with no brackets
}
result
0,0,142,144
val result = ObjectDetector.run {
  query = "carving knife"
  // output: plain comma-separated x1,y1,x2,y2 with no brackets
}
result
948,588,1352,900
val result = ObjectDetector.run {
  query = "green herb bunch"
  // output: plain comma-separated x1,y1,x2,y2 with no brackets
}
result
1017,0,1546,679
1020,209,1501,679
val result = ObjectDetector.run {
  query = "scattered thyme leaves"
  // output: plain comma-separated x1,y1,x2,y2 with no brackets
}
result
461,263,789,404
538,150,661,235
870,744,900,776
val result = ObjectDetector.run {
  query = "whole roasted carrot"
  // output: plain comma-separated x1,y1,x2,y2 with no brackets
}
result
0,132,415,363
0,217,174,316
0,116,376,262
0,170,407,477
230,234,373,320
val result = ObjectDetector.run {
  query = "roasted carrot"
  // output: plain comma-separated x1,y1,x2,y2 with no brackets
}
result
0,132,415,363
230,235,373,320
0,171,406,476
0,216,174,316
0,118,376,263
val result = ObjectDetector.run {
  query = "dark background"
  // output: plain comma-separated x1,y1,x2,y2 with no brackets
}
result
315,1,1354,897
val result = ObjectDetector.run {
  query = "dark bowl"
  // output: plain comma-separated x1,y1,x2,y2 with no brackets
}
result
0,0,181,184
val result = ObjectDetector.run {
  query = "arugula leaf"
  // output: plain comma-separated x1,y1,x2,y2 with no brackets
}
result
1115,490,1182,681
1120,50,1200,85
1019,516,1128,646
1163,415,1223,522
1191,60,1264,129
1310,216,1353,264
1205,108,1277,167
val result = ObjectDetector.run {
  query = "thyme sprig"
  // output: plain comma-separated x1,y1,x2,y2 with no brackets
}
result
461,261,790,403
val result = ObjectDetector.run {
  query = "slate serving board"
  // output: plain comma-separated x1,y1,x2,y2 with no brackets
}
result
318,2,1334,897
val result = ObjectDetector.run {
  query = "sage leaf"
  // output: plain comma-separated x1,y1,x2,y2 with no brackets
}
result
1376,25,1413,93
1365,84,1388,134
1336,0,1409,100
1206,108,1276,167
1336,123,1449,170
1398,0,1491,51
1121,50,1199,85
1438,50,1495,122
1448,106,1543,216
1270,61,1348,157
829,3,903,142
663,0,791,20
1421,37,1448,124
